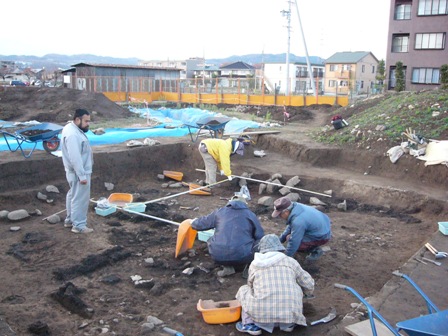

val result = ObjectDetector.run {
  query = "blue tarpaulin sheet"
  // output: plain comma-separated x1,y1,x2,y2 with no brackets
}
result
0,107,261,152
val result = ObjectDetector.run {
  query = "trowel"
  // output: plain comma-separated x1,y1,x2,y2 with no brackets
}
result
310,307,337,326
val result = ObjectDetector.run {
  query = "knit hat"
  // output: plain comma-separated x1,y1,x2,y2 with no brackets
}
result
259,234,286,253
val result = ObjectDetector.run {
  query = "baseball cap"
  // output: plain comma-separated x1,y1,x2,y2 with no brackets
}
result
271,197,292,218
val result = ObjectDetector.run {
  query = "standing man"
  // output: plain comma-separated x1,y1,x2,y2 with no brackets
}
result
190,195,264,277
272,196,331,261
198,138,245,186
61,108,94,234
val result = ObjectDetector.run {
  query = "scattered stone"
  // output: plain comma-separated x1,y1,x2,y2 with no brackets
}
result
46,199,54,204
0,210,9,219
45,185,60,193
104,182,114,191
337,200,347,211
157,174,165,180
286,193,301,202
7,209,30,221
375,125,386,131
323,190,333,196
78,322,90,329
141,323,155,334
285,176,300,187
278,187,291,196
309,197,327,206
271,173,282,180
312,205,326,212
321,246,332,252
100,274,122,285
10,226,21,232
37,192,47,201
46,214,61,224
161,183,169,188
29,209,42,216
258,183,267,195
266,179,282,194
168,182,183,188
182,267,195,275
146,316,163,325
258,196,273,207
144,258,154,265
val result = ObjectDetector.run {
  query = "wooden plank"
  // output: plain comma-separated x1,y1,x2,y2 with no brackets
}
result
344,318,398,336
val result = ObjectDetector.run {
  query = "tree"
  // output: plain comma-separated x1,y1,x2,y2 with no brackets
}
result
375,59,386,93
395,61,405,92
440,64,448,89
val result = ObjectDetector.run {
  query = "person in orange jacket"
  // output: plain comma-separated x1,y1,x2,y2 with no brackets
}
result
198,138,245,186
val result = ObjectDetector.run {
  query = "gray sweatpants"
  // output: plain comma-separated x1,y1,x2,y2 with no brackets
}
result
65,171,91,229
199,147,217,185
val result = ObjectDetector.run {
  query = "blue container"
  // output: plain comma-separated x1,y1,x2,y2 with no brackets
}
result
95,206,116,216
123,203,146,213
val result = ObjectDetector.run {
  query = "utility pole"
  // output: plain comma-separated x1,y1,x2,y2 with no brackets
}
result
280,0,292,96
293,0,316,95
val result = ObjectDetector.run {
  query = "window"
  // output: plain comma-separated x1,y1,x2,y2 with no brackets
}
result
362,65,365,73
339,80,348,86
360,81,364,89
392,34,410,52
415,33,445,49
372,66,375,73
418,0,448,15
330,64,338,71
342,64,351,71
328,80,337,87
412,68,440,83
395,4,412,19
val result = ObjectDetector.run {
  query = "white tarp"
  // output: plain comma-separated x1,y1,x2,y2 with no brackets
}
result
417,140,448,166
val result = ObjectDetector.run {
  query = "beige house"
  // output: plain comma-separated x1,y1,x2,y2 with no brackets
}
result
324,51,379,95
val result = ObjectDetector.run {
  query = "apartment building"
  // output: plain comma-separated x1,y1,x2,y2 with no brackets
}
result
138,57,204,79
385,0,448,90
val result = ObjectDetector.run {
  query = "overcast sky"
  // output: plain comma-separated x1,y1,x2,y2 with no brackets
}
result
1,0,390,61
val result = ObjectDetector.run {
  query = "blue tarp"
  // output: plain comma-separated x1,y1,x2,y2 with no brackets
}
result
0,107,261,152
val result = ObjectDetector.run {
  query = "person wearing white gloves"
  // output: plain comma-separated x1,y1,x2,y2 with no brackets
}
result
198,138,245,186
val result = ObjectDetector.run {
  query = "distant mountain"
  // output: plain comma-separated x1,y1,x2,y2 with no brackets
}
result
0,53,325,70
207,53,325,65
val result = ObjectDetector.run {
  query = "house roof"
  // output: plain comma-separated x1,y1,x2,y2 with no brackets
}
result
191,65,220,71
220,61,255,70
71,62,180,71
325,51,378,64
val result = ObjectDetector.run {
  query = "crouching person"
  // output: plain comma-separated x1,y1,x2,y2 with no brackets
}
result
235,234,314,335
191,195,264,277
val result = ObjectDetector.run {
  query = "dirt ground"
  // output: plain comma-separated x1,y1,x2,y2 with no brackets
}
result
0,87,447,336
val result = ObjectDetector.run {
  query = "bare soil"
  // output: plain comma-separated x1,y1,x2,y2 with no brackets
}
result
0,87,447,336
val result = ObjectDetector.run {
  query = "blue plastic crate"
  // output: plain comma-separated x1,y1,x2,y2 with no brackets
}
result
95,206,116,217
123,203,146,213
198,229,215,242
438,222,448,235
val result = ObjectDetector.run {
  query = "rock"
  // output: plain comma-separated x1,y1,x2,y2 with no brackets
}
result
7,209,30,221
258,196,274,207
253,150,266,157
309,197,327,206
141,323,155,334
285,176,300,187
46,185,60,193
143,138,160,146
271,173,282,180
104,182,114,191
168,182,183,188
144,258,154,265
0,210,9,219
146,316,163,325
92,128,105,135
278,187,291,196
37,192,47,201
266,179,282,194
286,193,301,202
100,274,122,284
312,205,326,212
157,174,165,180
323,190,333,196
10,226,21,231
258,183,267,195
182,267,195,275
46,214,61,224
